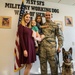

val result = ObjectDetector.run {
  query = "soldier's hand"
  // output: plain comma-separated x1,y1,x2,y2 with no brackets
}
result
57,47,61,53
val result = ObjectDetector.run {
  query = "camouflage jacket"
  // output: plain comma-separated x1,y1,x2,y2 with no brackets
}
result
41,20,64,48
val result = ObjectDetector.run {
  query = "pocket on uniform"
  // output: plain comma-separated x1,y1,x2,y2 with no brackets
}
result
50,56,56,61
50,49,56,56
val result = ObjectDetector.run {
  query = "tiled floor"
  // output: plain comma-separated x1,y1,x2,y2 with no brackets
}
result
30,72,75,75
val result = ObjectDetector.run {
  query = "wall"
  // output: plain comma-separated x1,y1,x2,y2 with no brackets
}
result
0,0,75,75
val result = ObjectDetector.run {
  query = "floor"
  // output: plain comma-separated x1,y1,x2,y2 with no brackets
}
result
30,72,75,75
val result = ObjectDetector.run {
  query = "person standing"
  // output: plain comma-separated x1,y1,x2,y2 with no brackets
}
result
35,15,48,55
31,20,45,55
18,13,36,75
39,11,64,75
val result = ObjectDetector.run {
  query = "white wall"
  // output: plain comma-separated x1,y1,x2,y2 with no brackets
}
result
0,0,75,75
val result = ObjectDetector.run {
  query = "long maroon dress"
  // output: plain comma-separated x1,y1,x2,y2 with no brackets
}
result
18,24,36,64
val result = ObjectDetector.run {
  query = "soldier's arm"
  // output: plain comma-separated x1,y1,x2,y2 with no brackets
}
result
55,25,64,51
40,25,49,28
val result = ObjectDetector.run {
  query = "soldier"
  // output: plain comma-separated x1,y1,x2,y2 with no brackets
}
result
39,11,64,75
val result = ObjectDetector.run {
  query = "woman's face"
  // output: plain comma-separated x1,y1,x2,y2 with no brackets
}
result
36,16,41,23
24,14,30,23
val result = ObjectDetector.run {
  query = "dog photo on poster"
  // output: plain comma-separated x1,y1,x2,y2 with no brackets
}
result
0,16,12,29
65,16,73,27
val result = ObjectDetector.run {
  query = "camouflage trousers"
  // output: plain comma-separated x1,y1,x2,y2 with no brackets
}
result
39,40,58,75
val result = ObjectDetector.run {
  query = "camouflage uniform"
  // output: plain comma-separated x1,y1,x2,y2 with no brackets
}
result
39,20,63,75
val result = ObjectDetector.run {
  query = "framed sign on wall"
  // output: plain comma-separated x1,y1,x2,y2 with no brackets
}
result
0,16,12,29
65,16,73,26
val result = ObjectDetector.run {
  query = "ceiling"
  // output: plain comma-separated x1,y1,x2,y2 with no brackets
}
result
46,0,75,6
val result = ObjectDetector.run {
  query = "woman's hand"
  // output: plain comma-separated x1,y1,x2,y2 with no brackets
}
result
24,50,28,57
